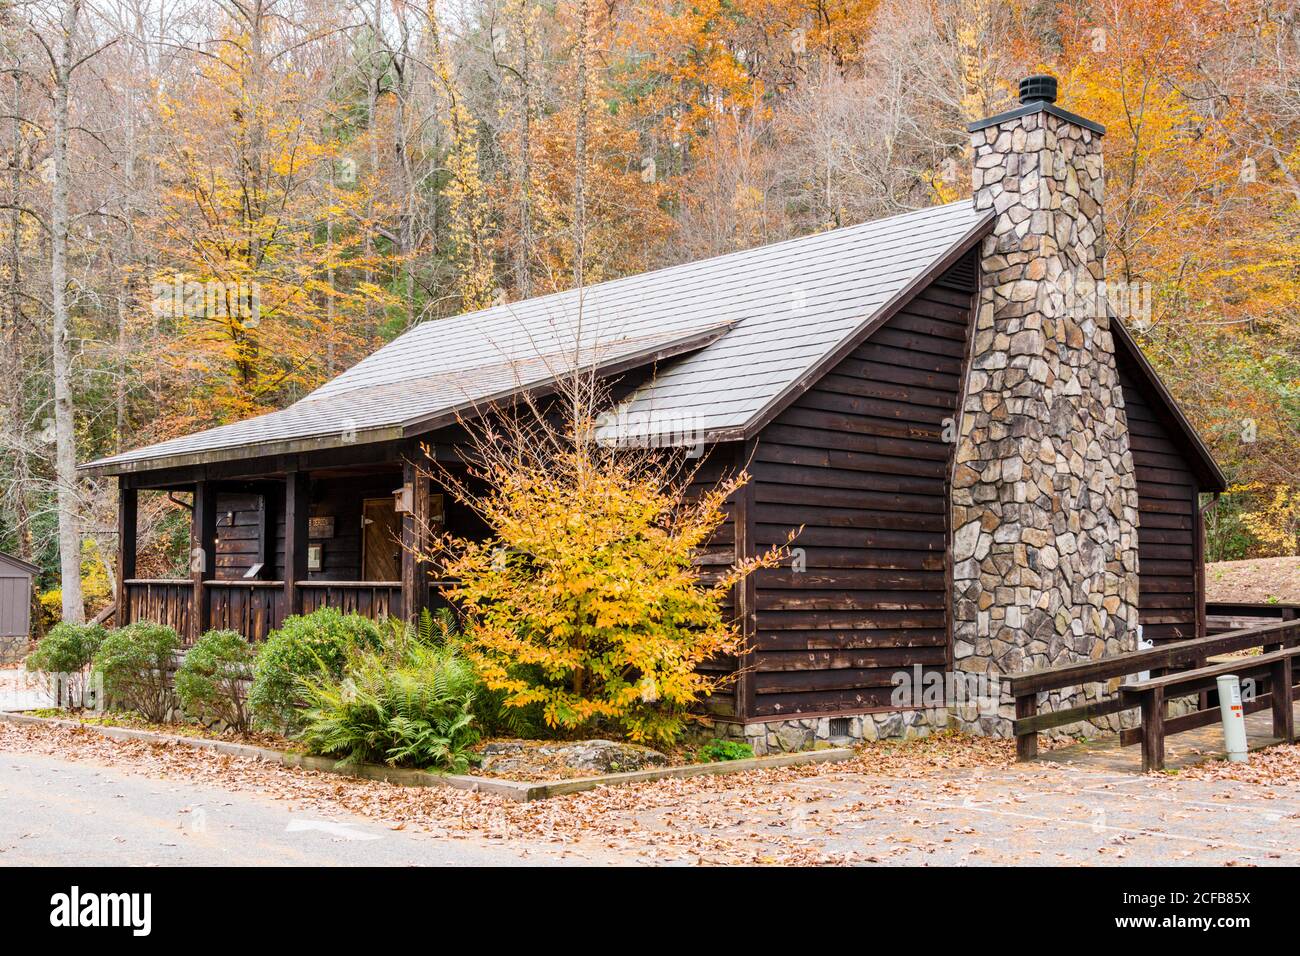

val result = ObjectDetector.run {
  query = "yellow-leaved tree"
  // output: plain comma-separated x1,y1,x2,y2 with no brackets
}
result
429,380,786,745
148,23,398,429
1236,482,1300,557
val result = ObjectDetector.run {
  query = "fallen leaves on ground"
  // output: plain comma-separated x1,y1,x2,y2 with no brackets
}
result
0,720,858,864
849,731,1016,777
1205,557,1300,605
0,721,1018,865
1178,743,1300,784
9,719,1294,865
27,711,298,751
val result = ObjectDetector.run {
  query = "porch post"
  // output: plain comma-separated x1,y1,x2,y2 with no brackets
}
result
733,439,758,722
116,479,137,627
400,458,430,624
258,483,278,580
190,480,216,643
283,471,309,617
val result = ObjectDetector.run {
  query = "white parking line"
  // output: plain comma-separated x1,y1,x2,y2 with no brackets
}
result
285,818,383,841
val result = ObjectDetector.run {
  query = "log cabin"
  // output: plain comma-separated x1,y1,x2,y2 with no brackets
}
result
82,76,1225,752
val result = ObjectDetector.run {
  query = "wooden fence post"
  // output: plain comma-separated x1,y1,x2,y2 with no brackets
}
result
1140,687,1165,773
1271,656,1294,743
283,471,308,618
400,457,431,625
1015,693,1038,761
190,480,216,643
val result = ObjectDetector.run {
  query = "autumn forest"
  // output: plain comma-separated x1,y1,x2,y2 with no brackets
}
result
1,0,1298,621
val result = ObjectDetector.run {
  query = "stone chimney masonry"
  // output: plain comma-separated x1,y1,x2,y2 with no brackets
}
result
951,75,1142,735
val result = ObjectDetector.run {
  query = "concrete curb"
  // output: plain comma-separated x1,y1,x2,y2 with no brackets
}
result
0,712,855,802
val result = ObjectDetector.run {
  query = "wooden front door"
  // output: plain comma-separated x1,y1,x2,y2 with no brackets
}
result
361,498,401,582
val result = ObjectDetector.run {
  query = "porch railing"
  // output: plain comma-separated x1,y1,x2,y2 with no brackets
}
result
1206,600,1300,635
123,578,419,642
298,581,403,620
207,581,286,642
123,579,192,638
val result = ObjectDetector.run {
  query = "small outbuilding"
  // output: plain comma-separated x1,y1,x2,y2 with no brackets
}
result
0,551,39,664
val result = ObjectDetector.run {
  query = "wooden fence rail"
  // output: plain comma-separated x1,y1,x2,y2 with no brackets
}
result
298,581,403,620
1206,601,1300,636
207,581,286,643
1008,617,1300,763
123,580,193,638
1119,647,1298,771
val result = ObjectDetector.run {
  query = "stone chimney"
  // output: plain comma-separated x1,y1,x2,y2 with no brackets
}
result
951,75,1141,734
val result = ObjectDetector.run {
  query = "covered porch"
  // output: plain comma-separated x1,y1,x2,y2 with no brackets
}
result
113,440,481,643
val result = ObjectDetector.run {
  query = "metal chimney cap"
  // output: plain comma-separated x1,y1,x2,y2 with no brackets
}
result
1019,75,1058,105
969,74,1102,135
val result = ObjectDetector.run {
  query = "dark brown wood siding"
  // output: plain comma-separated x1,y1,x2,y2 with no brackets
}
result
305,473,401,581
214,491,283,580
0,554,35,639
1117,351,1203,644
686,444,740,718
745,260,976,719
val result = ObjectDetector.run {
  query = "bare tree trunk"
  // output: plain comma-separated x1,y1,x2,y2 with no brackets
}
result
114,47,138,451
393,14,416,324
572,0,588,295
513,0,534,299
567,0,593,628
50,0,85,622
326,150,336,373
5,65,33,564
363,0,382,332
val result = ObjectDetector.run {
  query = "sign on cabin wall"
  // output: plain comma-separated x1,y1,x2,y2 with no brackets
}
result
307,544,323,572
308,516,335,539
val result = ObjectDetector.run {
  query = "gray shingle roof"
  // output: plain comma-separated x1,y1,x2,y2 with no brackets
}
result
84,199,990,476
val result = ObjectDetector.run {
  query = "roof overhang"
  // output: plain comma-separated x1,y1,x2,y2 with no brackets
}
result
79,322,734,479
0,551,41,575
967,101,1106,136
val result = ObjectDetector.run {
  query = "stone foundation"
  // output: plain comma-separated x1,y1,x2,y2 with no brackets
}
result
0,634,28,666
710,695,1194,754
712,709,943,755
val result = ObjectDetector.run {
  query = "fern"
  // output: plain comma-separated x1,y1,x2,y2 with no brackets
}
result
297,633,481,773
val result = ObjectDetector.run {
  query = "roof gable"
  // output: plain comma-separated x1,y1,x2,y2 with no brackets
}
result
0,552,39,577
1112,319,1226,492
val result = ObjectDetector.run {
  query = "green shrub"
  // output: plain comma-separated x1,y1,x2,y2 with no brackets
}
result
92,622,181,723
25,621,106,674
24,622,107,709
175,630,257,733
298,635,480,773
249,608,383,732
696,739,754,762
